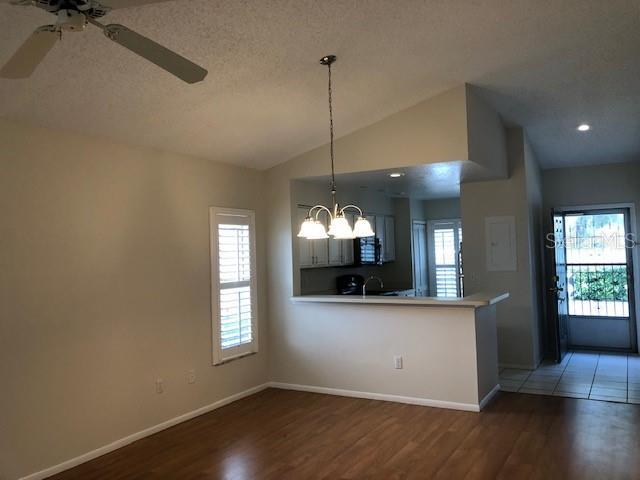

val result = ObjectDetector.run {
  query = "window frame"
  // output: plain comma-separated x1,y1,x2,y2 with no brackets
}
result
209,207,258,365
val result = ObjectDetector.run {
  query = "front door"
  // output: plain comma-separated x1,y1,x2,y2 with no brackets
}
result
548,212,569,362
549,208,637,353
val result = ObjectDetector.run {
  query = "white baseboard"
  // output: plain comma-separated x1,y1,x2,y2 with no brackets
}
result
479,384,501,410
19,381,499,479
19,383,270,480
269,382,481,412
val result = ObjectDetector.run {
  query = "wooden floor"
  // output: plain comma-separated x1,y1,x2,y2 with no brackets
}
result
50,388,640,480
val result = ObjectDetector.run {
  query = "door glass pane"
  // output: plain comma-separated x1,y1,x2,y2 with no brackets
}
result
564,213,630,317
565,213,626,264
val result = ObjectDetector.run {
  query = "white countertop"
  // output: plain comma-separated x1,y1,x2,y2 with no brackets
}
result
290,292,509,308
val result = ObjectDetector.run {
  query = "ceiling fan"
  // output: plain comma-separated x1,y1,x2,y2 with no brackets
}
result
0,0,208,83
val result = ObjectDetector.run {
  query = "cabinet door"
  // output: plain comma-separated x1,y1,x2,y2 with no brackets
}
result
342,213,355,265
328,236,342,265
384,216,395,261
375,215,386,262
312,216,329,266
297,206,314,267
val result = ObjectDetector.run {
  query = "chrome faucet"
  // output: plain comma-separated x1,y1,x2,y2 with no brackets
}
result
363,276,384,297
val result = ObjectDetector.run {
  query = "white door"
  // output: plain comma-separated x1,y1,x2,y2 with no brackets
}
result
412,221,428,296
428,219,463,297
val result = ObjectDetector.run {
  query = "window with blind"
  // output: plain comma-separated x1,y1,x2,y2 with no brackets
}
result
428,219,463,298
209,207,258,365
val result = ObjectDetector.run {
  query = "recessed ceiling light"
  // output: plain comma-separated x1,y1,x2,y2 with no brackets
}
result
577,124,591,132
389,172,405,178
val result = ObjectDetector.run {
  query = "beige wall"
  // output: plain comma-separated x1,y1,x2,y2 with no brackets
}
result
524,137,545,361
466,85,508,178
0,120,270,479
542,161,640,246
460,128,542,368
278,86,470,182
423,198,461,220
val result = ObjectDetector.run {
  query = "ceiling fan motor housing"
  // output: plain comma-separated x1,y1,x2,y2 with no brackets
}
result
57,9,87,31
31,0,111,18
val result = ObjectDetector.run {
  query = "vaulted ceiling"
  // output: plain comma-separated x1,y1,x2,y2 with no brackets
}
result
1,0,638,170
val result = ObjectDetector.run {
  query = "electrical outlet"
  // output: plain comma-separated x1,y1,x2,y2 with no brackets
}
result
187,370,196,384
394,356,403,369
155,378,164,394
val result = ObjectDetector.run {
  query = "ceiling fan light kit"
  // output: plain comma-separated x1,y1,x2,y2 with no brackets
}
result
1,0,208,83
297,55,374,241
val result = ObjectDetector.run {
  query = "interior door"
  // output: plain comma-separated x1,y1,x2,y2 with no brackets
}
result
412,221,428,296
548,212,569,362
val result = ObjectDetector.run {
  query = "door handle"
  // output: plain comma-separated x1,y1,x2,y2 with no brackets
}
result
549,286,564,293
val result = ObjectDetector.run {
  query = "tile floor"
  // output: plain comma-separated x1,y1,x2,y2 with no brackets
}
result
500,351,640,404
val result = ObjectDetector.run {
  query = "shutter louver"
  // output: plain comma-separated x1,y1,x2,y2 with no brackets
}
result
430,221,463,298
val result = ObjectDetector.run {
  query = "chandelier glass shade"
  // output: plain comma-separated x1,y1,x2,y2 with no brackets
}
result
297,54,374,240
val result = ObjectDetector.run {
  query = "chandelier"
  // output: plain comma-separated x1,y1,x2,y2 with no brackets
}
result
297,55,374,240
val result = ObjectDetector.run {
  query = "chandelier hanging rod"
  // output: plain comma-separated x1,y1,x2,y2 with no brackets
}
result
296,54,374,241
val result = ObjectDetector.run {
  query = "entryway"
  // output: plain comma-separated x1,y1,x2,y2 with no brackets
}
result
500,351,640,404
548,207,637,359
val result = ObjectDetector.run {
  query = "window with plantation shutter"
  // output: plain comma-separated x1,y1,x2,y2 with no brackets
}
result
210,207,258,364
428,219,463,298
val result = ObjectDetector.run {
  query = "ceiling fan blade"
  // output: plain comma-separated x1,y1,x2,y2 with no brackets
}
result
0,25,58,79
98,23,207,83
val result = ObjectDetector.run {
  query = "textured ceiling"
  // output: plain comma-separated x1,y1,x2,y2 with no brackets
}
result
1,0,639,170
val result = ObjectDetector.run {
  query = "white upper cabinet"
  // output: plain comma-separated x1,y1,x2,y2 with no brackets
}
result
297,206,393,268
297,205,328,268
297,206,314,267
312,215,329,266
384,215,396,262
342,212,355,265
298,205,354,268
328,232,342,265
371,214,395,263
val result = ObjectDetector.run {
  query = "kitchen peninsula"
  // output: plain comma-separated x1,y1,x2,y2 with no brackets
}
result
286,292,509,411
